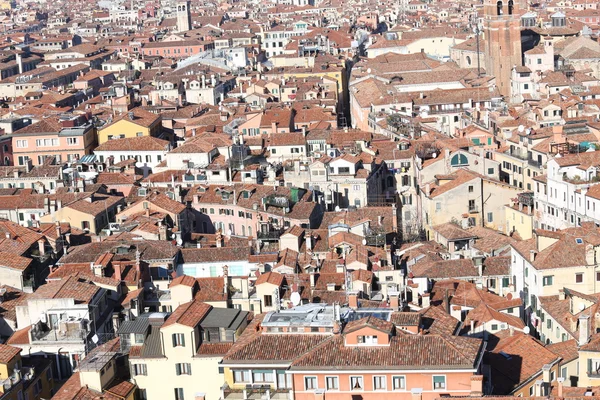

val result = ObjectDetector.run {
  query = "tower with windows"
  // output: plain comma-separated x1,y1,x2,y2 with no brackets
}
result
176,0,191,33
484,0,522,97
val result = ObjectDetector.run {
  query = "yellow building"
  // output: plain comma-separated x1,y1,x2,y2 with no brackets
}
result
0,0,15,10
0,344,54,400
97,107,162,144
504,193,535,240
40,193,124,234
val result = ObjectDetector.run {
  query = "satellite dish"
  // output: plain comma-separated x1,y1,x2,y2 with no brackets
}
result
523,326,530,335
92,334,99,344
335,206,341,212
362,239,367,245
227,229,232,236
290,292,301,306
366,68,372,74
518,125,525,133
525,128,531,135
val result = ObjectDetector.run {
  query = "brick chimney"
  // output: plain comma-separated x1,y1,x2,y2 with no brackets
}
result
557,377,565,398
389,291,400,311
348,291,359,309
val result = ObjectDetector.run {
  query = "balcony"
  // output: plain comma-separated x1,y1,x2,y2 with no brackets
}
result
468,205,479,213
257,227,286,240
31,327,87,343
221,384,291,400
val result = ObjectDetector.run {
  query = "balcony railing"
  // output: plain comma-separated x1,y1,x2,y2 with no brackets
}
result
469,205,480,213
32,328,87,343
257,228,286,240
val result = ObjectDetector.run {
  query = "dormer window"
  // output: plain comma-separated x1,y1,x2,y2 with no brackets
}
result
357,335,378,344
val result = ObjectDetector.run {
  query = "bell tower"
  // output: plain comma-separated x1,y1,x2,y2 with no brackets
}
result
484,0,522,97
176,0,191,33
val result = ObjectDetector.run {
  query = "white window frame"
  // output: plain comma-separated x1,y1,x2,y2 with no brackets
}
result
432,375,446,390
392,375,406,390
373,375,387,391
350,376,363,391
325,376,339,390
304,376,317,390
233,370,250,383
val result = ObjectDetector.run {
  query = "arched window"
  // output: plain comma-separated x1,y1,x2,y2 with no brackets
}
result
497,0,503,15
466,55,472,66
508,0,514,15
450,153,469,166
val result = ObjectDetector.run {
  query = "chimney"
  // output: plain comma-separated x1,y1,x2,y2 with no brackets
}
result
348,291,359,309
421,293,430,308
128,111,134,120
534,380,543,397
159,224,168,241
392,203,398,232
558,289,566,301
557,377,565,398
425,183,430,197
470,375,484,397
25,158,33,173
216,230,223,247
55,221,61,239
542,364,551,384
529,250,536,262
65,233,71,244
271,121,277,134
302,126,307,137
306,234,312,250
411,388,423,400
327,283,336,291
309,272,316,287
114,262,122,281
378,215,383,226
579,314,590,346
38,239,45,255
389,291,400,311
223,265,229,295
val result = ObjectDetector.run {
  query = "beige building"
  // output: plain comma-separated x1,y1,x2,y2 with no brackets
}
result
125,300,248,400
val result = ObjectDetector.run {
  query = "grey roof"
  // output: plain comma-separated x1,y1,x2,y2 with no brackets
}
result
201,308,249,329
140,324,165,358
117,318,150,335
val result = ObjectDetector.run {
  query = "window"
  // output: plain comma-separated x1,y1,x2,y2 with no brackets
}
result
488,168,494,174
357,335,378,344
468,185,474,193
373,376,386,390
326,376,339,390
135,333,145,344
264,295,273,307
67,137,79,145
433,376,446,390
16,140,27,148
487,212,493,223
172,333,185,347
233,370,250,383
253,370,274,383
543,276,553,286
338,167,350,174
576,273,583,283
175,363,192,375
305,376,317,390
174,388,184,400
139,389,148,400
392,376,406,390
350,376,363,390
133,364,147,376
